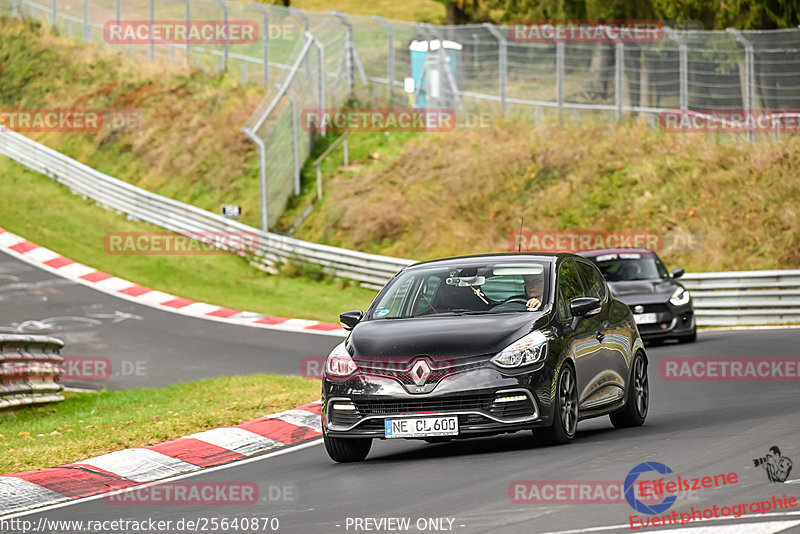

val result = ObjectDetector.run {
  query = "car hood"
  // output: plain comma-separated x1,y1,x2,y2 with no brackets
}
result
608,279,681,305
348,313,540,360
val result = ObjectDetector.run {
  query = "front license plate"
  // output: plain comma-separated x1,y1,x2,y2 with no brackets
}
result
384,416,458,438
634,313,658,325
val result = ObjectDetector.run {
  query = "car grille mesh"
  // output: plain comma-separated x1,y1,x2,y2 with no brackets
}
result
353,393,496,415
352,358,490,385
348,393,534,420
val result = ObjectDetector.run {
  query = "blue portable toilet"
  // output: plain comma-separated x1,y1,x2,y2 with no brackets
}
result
409,39,462,108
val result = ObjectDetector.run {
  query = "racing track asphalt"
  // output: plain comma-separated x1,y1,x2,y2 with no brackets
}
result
0,250,341,389
7,265,800,533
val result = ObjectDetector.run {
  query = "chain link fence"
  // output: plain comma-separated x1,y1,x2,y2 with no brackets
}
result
6,0,800,228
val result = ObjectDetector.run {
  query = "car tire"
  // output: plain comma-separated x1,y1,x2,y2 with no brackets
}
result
610,352,649,428
538,364,578,445
323,430,372,462
678,328,697,343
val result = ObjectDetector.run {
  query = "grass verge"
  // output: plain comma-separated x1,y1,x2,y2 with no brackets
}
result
0,374,320,475
0,158,377,322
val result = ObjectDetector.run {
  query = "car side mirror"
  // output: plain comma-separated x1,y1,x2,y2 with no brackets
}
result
672,268,685,279
570,297,601,317
339,310,363,331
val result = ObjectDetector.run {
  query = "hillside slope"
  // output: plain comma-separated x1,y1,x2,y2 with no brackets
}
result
287,120,800,272
0,17,264,228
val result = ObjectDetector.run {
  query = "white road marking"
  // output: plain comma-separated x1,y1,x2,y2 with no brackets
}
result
187,427,282,456
1,439,323,519
76,448,198,482
0,478,68,515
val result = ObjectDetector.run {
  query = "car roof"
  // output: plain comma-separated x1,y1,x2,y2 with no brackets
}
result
405,252,566,271
576,247,655,256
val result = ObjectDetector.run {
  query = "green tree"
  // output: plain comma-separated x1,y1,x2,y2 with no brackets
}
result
652,0,799,29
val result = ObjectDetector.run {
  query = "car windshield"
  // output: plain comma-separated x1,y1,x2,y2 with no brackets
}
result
589,252,669,281
370,261,551,319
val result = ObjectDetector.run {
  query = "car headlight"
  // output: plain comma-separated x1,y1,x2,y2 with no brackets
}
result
491,331,547,368
669,288,691,306
325,342,357,377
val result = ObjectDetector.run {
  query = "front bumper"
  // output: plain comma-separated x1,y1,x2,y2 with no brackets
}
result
322,363,554,439
632,302,695,340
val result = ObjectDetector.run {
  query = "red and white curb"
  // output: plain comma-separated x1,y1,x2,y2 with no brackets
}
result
0,227,346,337
0,401,322,516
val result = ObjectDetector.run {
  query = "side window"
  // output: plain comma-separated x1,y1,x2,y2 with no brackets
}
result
576,261,605,300
557,261,584,321
374,275,416,318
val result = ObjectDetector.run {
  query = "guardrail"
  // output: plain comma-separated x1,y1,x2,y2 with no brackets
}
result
0,129,413,289
682,270,800,326
2,129,799,324
0,334,64,410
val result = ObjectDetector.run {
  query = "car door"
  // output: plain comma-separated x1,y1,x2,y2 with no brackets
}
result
556,260,604,411
574,259,628,409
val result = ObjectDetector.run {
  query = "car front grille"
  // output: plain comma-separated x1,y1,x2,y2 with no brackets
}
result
353,393,497,415
352,356,490,386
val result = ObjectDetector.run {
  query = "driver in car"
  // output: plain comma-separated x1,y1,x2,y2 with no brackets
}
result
522,274,544,311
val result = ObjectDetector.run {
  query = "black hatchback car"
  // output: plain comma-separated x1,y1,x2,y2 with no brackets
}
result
321,253,649,462
577,248,696,344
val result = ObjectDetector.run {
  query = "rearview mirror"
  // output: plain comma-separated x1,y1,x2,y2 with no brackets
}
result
339,310,363,331
570,297,601,317
672,268,685,279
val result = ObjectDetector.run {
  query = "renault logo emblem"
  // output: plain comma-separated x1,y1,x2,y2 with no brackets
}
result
634,305,645,314
410,360,431,386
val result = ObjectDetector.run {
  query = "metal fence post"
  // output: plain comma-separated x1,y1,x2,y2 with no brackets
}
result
243,128,269,232
556,41,564,122
51,0,56,26
615,41,624,121
12,0,18,18
184,0,190,65
334,11,355,90
664,28,688,110
374,16,395,104
213,0,229,72
309,32,326,137
484,23,507,113
425,23,461,111
290,7,310,79
728,28,754,142
149,0,155,60
83,0,89,42
251,2,269,87
277,85,301,196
